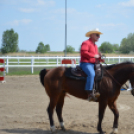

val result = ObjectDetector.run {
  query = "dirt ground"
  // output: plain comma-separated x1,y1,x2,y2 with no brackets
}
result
0,76,134,134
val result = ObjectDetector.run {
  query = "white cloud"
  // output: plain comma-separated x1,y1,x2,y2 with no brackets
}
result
52,8,93,18
101,23,124,27
7,19,32,26
37,0,55,6
74,23,124,32
95,23,126,31
119,0,134,7
21,19,32,24
37,0,45,5
51,8,77,14
0,0,17,5
96,4,106,8
53,8,85,15
0,0,55,7
19,8,35,13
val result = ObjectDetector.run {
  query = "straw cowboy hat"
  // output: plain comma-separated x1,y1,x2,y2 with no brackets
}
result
85,28,103,37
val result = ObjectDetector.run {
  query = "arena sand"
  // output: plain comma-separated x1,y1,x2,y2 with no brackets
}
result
0,76,134,134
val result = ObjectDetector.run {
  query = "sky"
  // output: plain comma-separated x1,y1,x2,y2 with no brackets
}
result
0,0,134,51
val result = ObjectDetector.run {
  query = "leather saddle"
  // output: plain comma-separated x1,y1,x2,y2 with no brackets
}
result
71,66,87,77
71,63,103,82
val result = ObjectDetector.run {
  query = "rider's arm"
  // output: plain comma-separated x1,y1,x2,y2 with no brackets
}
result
81,42,95,58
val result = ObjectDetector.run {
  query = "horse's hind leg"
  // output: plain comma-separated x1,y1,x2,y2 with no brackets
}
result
47,97,59,132
108,101,119,134
56,91,66,131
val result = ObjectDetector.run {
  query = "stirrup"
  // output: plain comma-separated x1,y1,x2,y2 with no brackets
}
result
94,92,100,98
87,92,100,102
87,93,96,101
92,87,100,98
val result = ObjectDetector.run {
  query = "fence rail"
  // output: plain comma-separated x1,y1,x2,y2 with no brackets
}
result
0,56,134,74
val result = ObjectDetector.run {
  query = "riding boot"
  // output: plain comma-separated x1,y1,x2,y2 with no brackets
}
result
86,90,95,101
92,83,100,98
86,90,100,101
94,92,100,98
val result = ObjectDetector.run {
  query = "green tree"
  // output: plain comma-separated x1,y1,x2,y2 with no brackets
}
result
99,42,113,53
127,33,133,39
64,45,75,53
120,33,134,53
44,44,50,51
1,29,19,54
36,42,46,53
113,44,119,51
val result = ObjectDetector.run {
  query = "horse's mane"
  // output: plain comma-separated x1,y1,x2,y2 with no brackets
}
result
104,61,134,70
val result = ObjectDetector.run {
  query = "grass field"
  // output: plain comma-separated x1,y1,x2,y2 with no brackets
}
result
0,51,134,57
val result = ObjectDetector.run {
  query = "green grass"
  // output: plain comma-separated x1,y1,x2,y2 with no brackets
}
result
5,67,54,76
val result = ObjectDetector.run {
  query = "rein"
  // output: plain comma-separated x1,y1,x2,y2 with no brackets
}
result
100,55,128,90
102,63,128,90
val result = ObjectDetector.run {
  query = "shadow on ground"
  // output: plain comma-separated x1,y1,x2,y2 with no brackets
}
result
1,128,100,134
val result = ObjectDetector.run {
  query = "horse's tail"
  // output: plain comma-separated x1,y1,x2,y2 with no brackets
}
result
39,68,48,86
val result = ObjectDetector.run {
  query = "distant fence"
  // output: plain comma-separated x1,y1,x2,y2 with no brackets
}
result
0,56,134,74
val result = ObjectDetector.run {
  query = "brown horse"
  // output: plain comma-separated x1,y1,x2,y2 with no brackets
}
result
39,61,134,134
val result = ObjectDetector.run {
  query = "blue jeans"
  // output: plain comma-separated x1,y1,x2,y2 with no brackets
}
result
80,62,95,91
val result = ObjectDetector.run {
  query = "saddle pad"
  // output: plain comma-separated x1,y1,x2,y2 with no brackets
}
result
65,67,86,81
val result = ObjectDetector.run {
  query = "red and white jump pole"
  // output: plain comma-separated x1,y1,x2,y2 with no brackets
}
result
61,59,76,67
0,59,6,83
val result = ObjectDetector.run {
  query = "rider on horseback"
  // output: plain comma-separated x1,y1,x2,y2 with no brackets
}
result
80,28,103,101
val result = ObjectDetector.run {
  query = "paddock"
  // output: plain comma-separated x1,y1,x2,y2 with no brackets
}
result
0,76,134,134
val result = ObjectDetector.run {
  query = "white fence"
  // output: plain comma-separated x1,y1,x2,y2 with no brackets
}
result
0,56,134,74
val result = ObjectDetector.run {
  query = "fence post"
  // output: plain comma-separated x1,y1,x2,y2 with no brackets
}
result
6,56,8,73
72,59,76,67
57,56,58,66
78,57,80,64
31,56,34,74
47,58,49,64
61,57,62,66
18,56,19,64
119,56,120,63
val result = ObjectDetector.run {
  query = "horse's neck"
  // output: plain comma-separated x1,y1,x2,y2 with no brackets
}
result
111,65,132,85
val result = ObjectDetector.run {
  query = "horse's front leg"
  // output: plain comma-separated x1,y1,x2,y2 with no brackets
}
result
97,99,108,134
108,101,119,134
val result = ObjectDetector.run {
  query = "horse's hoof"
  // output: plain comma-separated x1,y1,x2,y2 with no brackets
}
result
111,128,118,134
50,126,56,133
61,126,66,131
99,131,106,134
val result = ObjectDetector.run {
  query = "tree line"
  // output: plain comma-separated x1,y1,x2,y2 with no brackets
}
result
99,33,134,54
1,28,134,54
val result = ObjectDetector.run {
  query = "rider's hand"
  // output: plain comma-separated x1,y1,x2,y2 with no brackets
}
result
94,54,100,58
